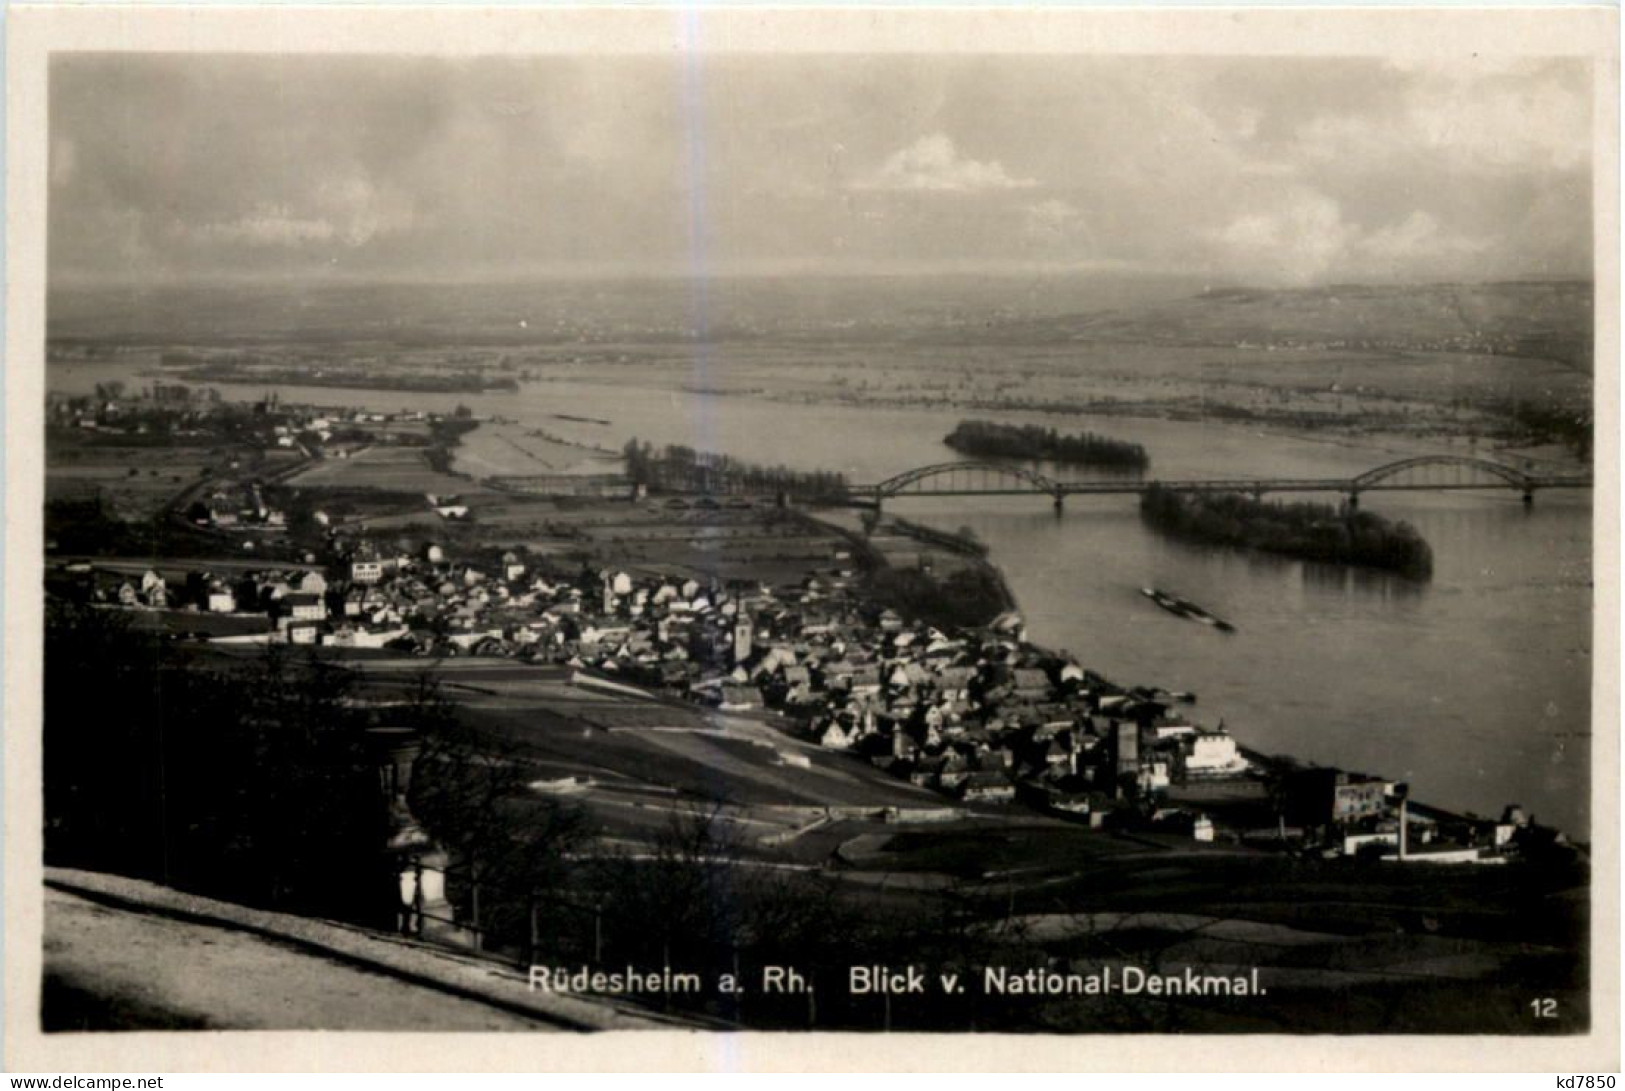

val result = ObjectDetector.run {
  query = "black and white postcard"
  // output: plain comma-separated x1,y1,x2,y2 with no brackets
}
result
4,4,1617,1073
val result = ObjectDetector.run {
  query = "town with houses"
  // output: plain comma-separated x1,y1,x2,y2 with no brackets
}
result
50,408,1557,868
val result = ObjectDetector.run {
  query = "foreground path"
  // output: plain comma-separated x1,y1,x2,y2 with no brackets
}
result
45,888,551,1031
41,869,681,1032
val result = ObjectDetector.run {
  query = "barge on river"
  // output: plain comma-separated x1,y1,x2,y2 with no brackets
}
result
1141,587,1235,633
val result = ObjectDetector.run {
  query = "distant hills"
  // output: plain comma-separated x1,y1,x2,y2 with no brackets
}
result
1052,279,1593,370
47,275,1593,370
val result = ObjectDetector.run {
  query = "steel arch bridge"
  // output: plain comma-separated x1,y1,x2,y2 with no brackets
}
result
867,461,1066,501
1349,455,1534,493
847,455,1590,508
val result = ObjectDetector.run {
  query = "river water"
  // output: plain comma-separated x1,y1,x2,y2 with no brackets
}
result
50,363,1595,835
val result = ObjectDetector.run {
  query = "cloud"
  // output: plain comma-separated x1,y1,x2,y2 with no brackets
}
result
197,206,339,247
855,134,1036,193
1293,63,1589,175
313,173,413,247
1024,198,1082,232
189,171,415,250
1022,198,1093,248
46,55,1592,284
1356,211,1485,265
1210,196,1499,285
1210,188,1359,285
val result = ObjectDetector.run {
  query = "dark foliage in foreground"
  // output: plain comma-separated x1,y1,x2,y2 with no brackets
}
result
1140,484,1434,578
44,604,394,921
944,419,1149,470
44,496,279,562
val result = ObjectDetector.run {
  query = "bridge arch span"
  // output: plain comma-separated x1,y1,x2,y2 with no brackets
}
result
847,453,1579,504
872,461,1062,499
1350,455,1533,493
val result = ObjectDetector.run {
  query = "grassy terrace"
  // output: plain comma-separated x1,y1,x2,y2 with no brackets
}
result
351,659,936,812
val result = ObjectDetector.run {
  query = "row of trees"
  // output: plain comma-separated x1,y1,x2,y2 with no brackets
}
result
1495,399,1592,459
425,415,481,474
1140,485,1434,579
944,419,1149,470
622,439,849,500
865,563,1012,630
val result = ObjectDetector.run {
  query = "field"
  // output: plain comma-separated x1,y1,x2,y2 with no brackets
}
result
350,658,941,819
119,609,274,640
451,420,620,478
553,504,851,582
45,443,212,521
286,445,474,494
1064,281,1593,368
359,496,857,583
497,336,1589,452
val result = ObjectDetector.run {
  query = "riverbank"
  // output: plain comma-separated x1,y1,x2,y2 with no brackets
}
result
156,362,519,395
499,345,1589,469
451,418,622,478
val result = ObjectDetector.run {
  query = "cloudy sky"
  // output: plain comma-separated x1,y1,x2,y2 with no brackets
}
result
49,53,1593,286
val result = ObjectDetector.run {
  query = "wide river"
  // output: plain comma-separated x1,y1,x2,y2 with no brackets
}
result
52,364,1597,835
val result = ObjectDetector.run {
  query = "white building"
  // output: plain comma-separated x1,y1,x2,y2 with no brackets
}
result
352,560,385,585
1185,730,1248,776
285,593,326,621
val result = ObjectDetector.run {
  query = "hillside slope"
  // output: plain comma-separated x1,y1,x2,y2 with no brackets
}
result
1060,280,1592,369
